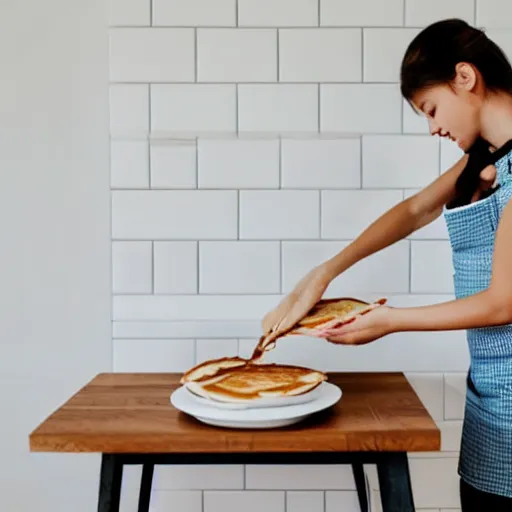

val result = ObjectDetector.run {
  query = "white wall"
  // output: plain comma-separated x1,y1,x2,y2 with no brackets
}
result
109,1,512,511
0,1,111,511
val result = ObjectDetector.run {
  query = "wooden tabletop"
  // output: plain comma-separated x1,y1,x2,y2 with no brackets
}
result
29,372,440,454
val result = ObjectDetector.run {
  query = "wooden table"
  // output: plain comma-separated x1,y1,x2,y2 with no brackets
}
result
29,372,440,512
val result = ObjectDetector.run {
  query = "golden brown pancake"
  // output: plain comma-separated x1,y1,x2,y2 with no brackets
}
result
251,296,387,360
181,357,326,404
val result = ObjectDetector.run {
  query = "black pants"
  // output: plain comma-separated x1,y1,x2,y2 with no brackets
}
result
460,478,512,511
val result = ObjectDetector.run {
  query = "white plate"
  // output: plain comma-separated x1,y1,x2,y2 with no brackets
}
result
183,381,326,410
170,382,342,429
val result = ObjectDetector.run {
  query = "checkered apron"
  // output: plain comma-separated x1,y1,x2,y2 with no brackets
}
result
443,142,512,498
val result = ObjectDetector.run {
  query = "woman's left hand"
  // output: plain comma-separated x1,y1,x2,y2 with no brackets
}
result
318,305,395,345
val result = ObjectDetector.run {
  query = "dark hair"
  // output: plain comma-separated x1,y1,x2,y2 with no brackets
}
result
400,19,512,208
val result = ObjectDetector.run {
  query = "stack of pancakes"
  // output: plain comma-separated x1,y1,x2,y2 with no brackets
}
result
181,297,386,407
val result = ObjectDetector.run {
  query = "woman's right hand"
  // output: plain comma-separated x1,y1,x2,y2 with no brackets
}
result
261,263,335,343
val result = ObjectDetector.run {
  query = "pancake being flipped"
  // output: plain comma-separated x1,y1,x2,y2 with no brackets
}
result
251,296,387,361
180,357,327,404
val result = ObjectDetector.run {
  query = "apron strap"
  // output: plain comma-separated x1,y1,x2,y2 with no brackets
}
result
493,139,512,186
449,139,512,208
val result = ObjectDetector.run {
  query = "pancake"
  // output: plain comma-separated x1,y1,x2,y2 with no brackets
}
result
180,357,326,404
251,296,387,360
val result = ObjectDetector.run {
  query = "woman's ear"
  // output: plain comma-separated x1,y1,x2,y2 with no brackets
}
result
454,62,478,92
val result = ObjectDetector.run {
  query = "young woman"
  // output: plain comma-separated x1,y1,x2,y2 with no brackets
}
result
261,19,512,511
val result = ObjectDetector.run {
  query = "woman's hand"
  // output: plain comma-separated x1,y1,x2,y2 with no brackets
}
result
318,305,395,345
261,263,335,343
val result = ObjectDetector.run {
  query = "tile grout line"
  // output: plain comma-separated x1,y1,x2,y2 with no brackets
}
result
277,29,280,82
236,84,239,133
110,80,409,85
112,287,453,297
111,185,432,192
408,239,412,293
108,24,438,29
151,241,155,294
279,136,284,294
401,92,404,134
279,240,283,294
194,28,198,82
318,189,322,239
150,0,153,26
317,83,321,132
318,0,321,26
110,171,114,371
195,136,199,187
148,86,152,188
112,236,446,243
360,135,363,188
443,373,447,421
360,27,364,82
196,240,200,294
278,136,282,188
237,190,240,240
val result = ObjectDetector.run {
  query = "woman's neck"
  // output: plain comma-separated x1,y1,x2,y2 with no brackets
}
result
480,91,512,149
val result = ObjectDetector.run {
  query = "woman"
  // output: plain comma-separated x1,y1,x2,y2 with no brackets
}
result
261,19,512,511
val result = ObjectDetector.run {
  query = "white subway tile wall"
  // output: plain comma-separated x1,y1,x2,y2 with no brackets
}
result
108,1,511,510
197,29,278,82
198,138,280,188
320,84,402,133
286,491,324,512
238,84,319,133
109,28,195,82
152,0,237,27
279,29,362,82
153,241,198,294
320,0,404,27
150,141,197,188
245,465,356,490
112,241,152,293
281,138,361,188
363,29,420,82
151,84,237,133
405,0,475,26
238,0,318,28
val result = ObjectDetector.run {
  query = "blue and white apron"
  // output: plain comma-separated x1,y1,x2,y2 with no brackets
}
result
443,141,512,498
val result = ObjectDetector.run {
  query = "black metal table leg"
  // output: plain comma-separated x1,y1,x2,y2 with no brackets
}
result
98,454,123,512
377,452,415,512
137,463,154,512
352,463,369,512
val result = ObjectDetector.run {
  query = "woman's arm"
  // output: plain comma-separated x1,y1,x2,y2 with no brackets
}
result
320,198,512,345
262,154,470,340
391,197,512,332
323,154,469,279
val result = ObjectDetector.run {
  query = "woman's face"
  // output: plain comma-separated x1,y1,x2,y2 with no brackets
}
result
411,63,483,153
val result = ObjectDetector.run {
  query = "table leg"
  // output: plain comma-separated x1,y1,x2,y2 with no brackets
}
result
352,463,368,512
377,453,415,512
137,463,154,512
98,454,123,512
